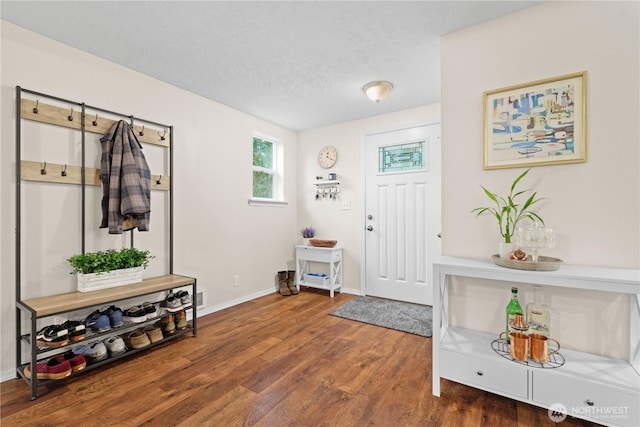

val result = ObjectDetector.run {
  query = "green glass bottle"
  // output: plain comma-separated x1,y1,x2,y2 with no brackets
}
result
506,287,523,344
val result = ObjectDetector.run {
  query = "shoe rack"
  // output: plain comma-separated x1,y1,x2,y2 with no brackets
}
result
14,87,197,400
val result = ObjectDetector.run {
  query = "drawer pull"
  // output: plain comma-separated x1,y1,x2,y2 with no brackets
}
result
476,370,484,376
585,399,594,406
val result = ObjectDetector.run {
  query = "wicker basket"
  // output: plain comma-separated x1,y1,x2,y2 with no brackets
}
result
309,239,337,248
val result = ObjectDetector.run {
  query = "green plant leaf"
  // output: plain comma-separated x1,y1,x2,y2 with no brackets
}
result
471,168,544,243
67,248,154,275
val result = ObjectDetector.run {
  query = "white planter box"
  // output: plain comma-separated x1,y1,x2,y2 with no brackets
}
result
77,267,143,293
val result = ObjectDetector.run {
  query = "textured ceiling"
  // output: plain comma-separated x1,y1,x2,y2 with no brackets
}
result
1,1,540,131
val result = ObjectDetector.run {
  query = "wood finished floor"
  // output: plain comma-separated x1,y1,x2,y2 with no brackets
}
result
1,288,598,427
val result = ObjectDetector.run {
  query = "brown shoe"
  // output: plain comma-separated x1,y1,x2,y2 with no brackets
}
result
278,271,291,296
287,270,299,295
143,325,164,343
124,329,150,349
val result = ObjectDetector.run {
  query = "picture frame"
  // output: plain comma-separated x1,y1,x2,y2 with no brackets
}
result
483,71,587,170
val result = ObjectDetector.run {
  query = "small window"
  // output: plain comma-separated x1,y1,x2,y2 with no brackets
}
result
379,141,427,173
251,134,285,206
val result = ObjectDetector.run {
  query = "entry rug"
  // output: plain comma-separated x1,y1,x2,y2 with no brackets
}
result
329,296,432,337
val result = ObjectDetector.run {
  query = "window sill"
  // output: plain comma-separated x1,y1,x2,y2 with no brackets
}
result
248,198,288,207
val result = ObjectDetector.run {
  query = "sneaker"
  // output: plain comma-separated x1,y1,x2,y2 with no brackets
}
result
143,325,163,343
61,320,86,342
175,290,192,307
161,293,182,312
74,341,108,363
54,351,86,372
102,306,124,328
35,324,69,347
24,358,71,380
175,310,187,331
85,310,111,333
104,336,127,356
124,329,150,349
142,302,158,319
123,306,147,323
159,314,176,337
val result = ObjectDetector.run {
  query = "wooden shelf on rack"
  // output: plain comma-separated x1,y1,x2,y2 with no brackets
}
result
19,274,194,317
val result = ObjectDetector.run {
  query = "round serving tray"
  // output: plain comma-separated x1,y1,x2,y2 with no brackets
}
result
491,339,565,369
492,254,563,271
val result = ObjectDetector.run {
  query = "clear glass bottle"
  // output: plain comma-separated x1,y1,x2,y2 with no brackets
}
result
526,286,550,337
506,287,523,343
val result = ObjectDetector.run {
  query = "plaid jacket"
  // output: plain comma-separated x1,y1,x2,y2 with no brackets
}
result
100,120,151,234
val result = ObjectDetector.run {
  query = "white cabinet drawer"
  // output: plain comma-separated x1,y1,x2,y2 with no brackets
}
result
296,246,341,262
533,370,639,427
441,348,528,399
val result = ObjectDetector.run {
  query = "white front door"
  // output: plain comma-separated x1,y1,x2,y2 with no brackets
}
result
364,124,441,305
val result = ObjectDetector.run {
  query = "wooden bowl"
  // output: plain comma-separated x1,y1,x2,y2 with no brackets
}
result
309,239,337,248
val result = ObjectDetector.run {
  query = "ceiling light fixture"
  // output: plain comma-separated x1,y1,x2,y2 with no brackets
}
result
362,81,394,103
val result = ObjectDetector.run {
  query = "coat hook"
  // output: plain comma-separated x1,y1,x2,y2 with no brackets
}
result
158,130,166,141
40,162,47,175
61,164,67,177
139,125,145,137
92,114,99,126
68,108,74,122
32,100,39,114
156,175,162,185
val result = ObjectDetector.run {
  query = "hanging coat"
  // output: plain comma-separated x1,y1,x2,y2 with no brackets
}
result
100,120,151,234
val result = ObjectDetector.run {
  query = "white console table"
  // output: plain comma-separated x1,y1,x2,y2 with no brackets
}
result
295,245,343,297
432,256,640,427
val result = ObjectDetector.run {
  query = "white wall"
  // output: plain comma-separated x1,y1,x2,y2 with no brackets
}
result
0,21,298,377
297,105,441,295
441,1,639,358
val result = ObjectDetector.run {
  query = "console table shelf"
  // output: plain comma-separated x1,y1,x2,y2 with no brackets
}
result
432,256,640,427
295,245,343,297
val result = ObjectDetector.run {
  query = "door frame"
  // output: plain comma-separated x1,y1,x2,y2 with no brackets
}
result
359,121,441,297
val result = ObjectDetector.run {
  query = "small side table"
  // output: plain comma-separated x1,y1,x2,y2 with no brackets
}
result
295,245,343,297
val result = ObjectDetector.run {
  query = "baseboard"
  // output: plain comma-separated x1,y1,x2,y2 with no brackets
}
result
2,285,360,383
192,286,277,318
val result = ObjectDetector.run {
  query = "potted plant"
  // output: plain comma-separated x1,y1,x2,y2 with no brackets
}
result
68,248,154,292
300,226,315,245
471,168,545,258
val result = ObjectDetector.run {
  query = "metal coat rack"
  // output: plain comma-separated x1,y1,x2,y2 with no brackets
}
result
14,84,175,312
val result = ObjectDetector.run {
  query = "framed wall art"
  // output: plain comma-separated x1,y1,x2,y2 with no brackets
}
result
483,71,587,170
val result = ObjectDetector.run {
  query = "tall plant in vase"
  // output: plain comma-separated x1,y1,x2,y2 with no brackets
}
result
471,168,545,258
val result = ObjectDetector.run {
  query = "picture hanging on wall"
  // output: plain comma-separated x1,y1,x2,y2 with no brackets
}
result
483,71,587,170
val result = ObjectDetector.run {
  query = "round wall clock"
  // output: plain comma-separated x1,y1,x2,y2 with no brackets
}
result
318,145,337,169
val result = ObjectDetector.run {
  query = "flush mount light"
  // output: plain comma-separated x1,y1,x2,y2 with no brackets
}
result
362,80,394,103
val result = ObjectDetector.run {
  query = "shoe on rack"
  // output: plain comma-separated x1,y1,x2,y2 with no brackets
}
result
35,324,69,348
24,358,72,380
175,310,187,331
61,320,86,342
85,310,111,333
123,306,147,323
104,336,127,356
159,314,176,337
143,325,163,343
102,306,124,328
124,329,151,349
175,290,192,307
54,351,86,372
74,341,108,363
142,302,158,319
160,293,182,312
